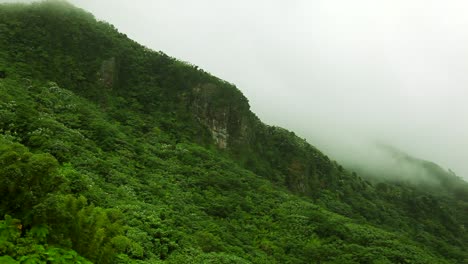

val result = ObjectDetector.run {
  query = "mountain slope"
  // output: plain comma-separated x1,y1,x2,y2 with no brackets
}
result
0,1,467,263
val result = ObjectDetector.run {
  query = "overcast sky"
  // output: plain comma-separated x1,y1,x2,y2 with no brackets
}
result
3,0,468,179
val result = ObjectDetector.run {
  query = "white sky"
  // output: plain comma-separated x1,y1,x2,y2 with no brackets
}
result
3,0,468,179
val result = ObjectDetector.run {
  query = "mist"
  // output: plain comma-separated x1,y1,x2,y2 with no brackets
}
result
3,0,468,180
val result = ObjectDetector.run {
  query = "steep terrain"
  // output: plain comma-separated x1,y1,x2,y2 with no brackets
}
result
0,1,467,263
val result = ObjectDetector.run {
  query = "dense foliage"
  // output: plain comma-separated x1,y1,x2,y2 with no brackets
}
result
0,1,467,263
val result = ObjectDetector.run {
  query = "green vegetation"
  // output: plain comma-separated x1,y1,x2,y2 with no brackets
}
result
0,1,467,263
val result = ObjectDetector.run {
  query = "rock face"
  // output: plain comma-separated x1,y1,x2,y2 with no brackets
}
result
98,57,117,89
191,83,229,149
190,83,252,149
210,119,228,149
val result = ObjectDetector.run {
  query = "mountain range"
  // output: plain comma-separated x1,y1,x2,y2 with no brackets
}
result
0,1,467,263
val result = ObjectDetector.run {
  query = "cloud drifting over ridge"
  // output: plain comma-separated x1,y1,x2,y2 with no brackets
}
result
3,0,468,179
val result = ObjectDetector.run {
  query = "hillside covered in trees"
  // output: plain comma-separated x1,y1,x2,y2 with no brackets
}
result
0,1,467,263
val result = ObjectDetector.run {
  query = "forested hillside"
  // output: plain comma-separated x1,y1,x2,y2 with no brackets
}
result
0,1,467,263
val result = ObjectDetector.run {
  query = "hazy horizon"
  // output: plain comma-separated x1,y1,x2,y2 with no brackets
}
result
3,0,467,179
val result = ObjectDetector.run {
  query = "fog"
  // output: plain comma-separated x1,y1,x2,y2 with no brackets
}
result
3,0,468,180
